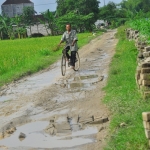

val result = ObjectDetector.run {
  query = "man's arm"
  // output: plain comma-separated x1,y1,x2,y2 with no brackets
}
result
72,31,78,46
71,40,77,46
58,32,66,46
58,40,63,46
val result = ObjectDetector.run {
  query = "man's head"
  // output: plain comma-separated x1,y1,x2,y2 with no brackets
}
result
66,23,71,32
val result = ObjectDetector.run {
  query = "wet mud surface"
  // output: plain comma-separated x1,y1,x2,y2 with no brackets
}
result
0,30,117,150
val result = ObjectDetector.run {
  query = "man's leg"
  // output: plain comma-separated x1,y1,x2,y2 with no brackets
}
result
70,51,76,68
65,46,70,61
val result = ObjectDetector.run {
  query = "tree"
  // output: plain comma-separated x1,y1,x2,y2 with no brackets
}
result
23,6,35,36
0,15,5,40
120,0,150,14
56,12,94,32
98,2,127,28
42,9,55,36
0,15,15,40
56,0,99,30
12,15,23,39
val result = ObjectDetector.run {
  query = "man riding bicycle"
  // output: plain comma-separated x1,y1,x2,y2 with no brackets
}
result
58,23,78,70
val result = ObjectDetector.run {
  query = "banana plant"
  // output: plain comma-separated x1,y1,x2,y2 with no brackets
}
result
0,15,14,40
12,15,23,39
42,9,55,36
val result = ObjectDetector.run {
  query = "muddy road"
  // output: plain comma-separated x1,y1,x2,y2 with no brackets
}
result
0,30,117,150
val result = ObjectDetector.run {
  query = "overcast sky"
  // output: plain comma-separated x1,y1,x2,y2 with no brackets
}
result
0,0,122,14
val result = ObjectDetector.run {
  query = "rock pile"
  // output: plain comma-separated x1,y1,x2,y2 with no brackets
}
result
126,28,150,99
126,28,150,147
142,112,150,146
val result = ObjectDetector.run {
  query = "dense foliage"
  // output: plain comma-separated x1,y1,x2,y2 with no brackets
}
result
56,0,99,31
99,0,150,28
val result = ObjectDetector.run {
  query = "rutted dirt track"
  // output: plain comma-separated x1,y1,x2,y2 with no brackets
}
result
0,30,117,150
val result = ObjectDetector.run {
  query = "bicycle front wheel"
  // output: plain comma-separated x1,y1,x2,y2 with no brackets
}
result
61,55,66,76
74,52,80,71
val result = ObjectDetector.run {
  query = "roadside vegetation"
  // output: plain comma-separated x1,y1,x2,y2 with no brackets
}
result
103,26,150,149
128,18,150,43
101,0,150,149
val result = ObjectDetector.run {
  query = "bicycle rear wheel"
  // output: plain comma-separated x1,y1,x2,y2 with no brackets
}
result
61,55,66,76
74,52,80,71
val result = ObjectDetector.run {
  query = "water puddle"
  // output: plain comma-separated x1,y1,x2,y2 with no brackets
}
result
30,108,69,121
0,63,61,102
67,83,92,89
74,75,98,81
0,121,98,149
66,73,99,92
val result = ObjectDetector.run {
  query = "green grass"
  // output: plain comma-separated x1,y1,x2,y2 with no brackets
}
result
104,26,150,150
0,32,101,86
127,18,150,43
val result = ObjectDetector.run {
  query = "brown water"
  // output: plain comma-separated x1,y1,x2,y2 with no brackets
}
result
0,121,98,149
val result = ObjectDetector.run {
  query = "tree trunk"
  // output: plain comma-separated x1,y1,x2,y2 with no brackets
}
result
44,24,49,35
37,24,39,33
18,33,21,39
0,31,3,40
48,22,54,36
29,26,32,36
51,25,54,36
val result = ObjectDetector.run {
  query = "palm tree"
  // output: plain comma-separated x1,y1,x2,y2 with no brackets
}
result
38,18,49,35
42,9,55,36
23,6,35,36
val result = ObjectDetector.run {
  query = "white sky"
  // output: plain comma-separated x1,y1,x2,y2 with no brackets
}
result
0,0,122,14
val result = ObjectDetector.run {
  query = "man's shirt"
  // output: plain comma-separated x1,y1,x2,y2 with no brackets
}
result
61,30,78,51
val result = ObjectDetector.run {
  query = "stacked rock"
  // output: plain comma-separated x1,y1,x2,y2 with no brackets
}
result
126,28,139,40
142,112,150,146
136,44,150,99
125,28,150,99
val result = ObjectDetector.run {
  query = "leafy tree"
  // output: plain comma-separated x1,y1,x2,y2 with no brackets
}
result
56,0,99,30
12,15,23,39
23,6,34,36
0,15,15,39
42,9,55,36
56,12,94,32
120,0,150,14
99,2,127,28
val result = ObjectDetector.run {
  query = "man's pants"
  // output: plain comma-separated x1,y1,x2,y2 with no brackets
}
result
65,46,76,67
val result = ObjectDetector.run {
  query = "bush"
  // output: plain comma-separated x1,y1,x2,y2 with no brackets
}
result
31,33,44,38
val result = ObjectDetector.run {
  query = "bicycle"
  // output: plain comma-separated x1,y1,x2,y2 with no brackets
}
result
61,46,80,76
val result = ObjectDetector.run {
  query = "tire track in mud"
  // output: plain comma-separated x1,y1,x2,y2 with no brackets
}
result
0,30,118,150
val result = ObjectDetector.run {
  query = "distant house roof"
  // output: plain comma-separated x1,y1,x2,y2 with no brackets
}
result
2,0,33,5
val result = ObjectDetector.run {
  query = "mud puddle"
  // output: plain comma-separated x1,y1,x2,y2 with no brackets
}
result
0,121,97,149
53,71,103,102
0,47,107,102
0,63,61,102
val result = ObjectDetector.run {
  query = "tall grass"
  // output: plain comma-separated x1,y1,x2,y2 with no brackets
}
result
0,32,97,86
104,26,149,150
127,18,150,43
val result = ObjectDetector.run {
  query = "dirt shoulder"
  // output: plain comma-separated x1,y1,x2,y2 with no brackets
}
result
0,30,118,150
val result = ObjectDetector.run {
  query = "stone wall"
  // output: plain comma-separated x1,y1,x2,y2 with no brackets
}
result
142,112,150,147
126,28,150,99
27,24,51,36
